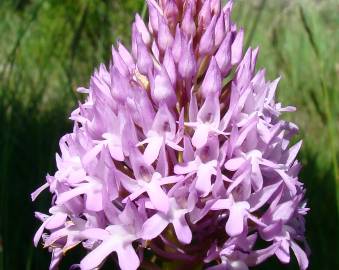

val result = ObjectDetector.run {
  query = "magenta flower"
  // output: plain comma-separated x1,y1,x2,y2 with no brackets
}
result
32,0,309,269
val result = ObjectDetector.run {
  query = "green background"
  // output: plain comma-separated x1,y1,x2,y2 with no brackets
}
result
0,0,338,269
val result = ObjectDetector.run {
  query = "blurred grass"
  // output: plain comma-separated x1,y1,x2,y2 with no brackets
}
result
0,0,338,269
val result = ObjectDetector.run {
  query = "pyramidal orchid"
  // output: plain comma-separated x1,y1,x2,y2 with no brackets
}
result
32,1,309,269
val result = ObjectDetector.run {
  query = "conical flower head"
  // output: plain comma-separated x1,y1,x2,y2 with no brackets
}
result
32,1,309,270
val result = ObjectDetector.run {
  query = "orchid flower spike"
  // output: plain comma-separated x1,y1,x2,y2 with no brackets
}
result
32,1,309,270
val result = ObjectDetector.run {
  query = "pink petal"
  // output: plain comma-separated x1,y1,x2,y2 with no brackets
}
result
116,244,140,270
80,239,117,270
174,160,198,175
246,242,280,266
164,49,176,86
135,14,151,45
129,150,154,180
231,28,244,65
166,140,184,151
226,202,250,237
196,164,213,196
107,141,124,162
152,103,176,138
157,14,174,51
82,143,103,165
172,215,192,244
178,39,196,79
235,116,258,147
266,77,280,104
153,67,176,106
260,221,283,241
225,157,246,171
82,143,103,166
172,25,182,63
127,187,146,202
227,163,251,194
211,199,233,210
156,144,169,176
147,180,170,213
160,175,182,185
144,136,163,165
80,228,110,241
44,213,68,230
201,57,222,97
55,184,90,205
33,221,46,247
86,188,103,212
216,32,232,75
49,248,63,270
182,4,196,36
276,169,297,195
271,198,299,223
212,168,226,197
197,94,220,127
118,171,140,193
189,93,198,122
249,182,282,212
44,228,68,247
251,158,263,191
142,213,169,240
31,183,49,201
199,16,216,55
136,34,153,75
112,46,129,76
183,136,194,162
214,12,225,47
290,241,309,270
192,124,209,148
286,141,302,167
275,239,290,264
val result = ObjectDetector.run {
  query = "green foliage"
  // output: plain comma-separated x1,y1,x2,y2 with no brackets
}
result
0,0,338,269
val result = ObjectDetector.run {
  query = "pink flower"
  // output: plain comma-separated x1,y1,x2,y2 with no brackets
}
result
32,1,309,269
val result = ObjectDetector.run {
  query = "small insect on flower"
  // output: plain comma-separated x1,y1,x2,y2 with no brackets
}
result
32,1,310,269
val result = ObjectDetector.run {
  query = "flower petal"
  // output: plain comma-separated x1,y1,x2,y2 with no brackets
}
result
172,215,192,244
196,163,213,196
80,238,117,270
142,213,169,240
290,241,309,270
31,183,49,201
144,136,163,165
147,179,170,213
226,202,250,237
225,157,246,171
116,244,140,270
192,124,209,149
275,239,290,264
